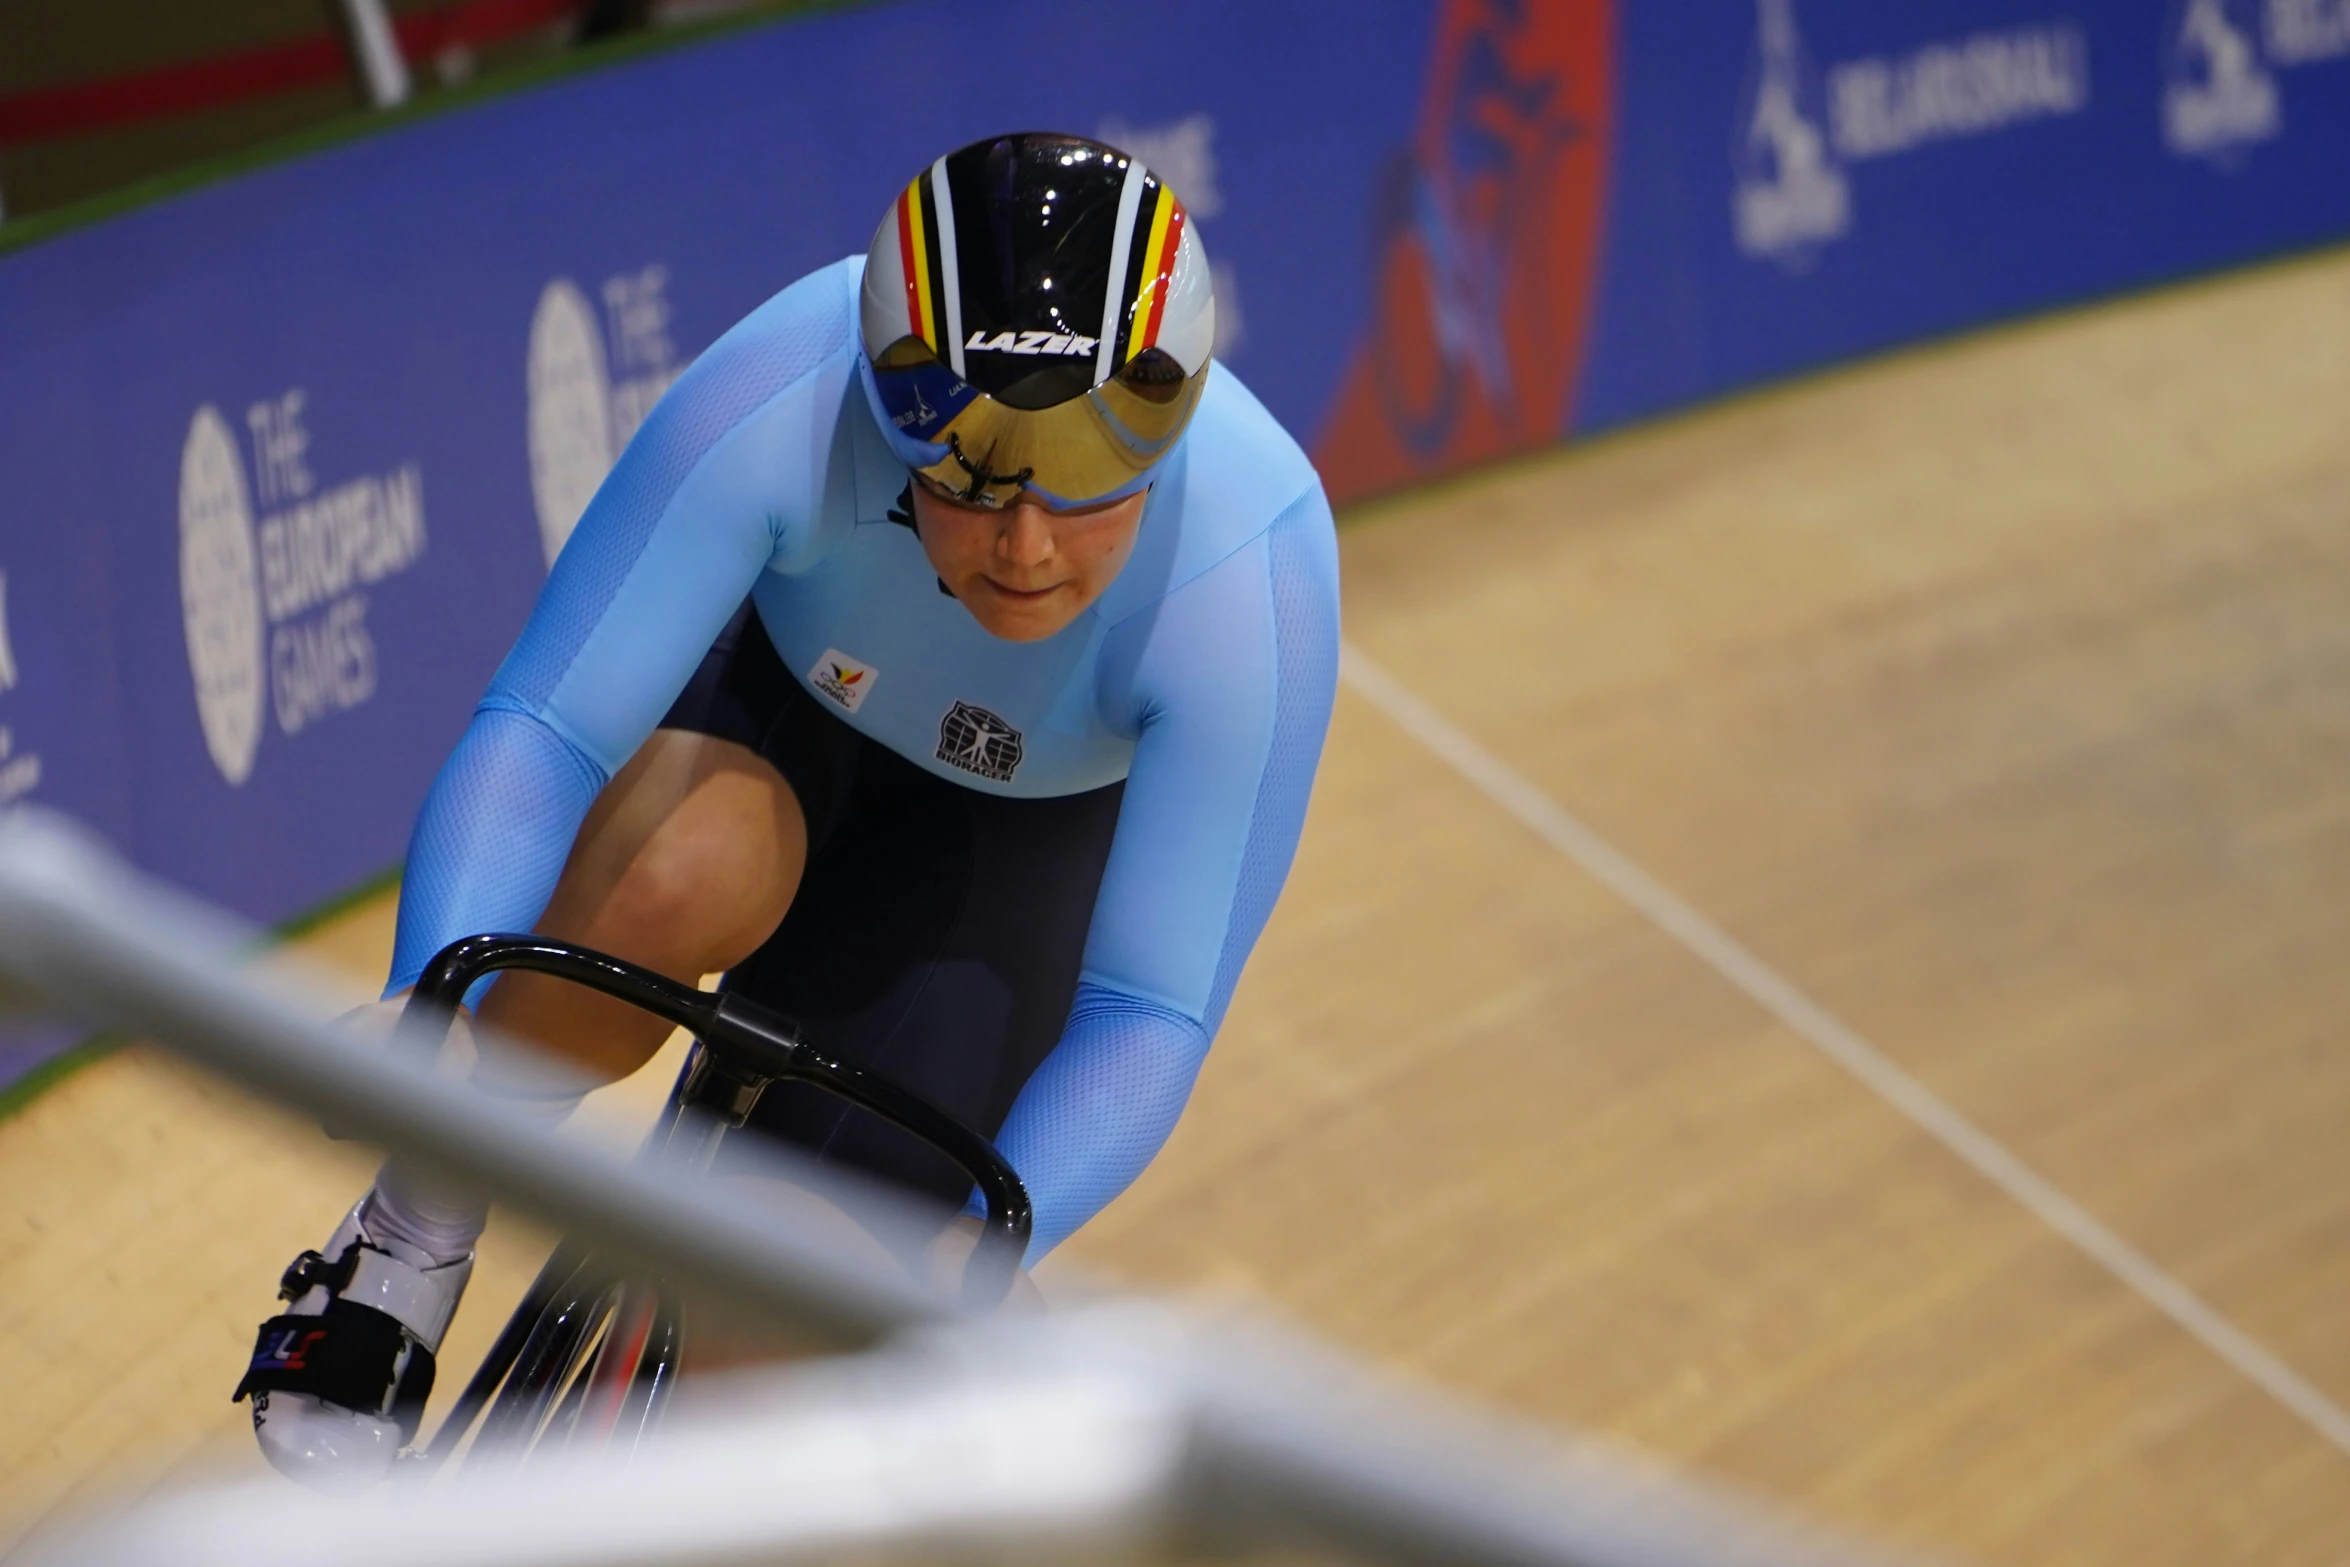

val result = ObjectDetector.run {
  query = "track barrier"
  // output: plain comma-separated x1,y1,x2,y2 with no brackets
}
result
0,808,1886,1567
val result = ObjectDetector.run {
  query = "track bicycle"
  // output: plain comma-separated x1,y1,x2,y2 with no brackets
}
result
386,932,1033,1473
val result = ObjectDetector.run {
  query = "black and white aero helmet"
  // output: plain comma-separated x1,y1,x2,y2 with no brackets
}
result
859,131,1216,510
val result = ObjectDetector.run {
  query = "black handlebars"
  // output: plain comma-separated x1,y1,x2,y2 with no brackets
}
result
401,933,1032,1297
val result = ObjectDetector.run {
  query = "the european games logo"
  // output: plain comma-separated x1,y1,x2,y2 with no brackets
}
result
177,395,427,784
527,267,682,567
179,406,266,786
936,701,1022,784
807,648,878,714
526,280,612,571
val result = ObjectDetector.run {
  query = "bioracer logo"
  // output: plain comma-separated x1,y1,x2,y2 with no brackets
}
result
936,700,1023,783
964,329,1099,357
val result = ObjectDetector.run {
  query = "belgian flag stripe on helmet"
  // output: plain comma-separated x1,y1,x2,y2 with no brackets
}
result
1125,188,1185,363
1095,163,1149,380
1109,174,1157,375
927,155,967,376
895,179,934,351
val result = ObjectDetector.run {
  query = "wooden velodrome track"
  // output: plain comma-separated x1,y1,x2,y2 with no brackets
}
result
7,244,2350,1565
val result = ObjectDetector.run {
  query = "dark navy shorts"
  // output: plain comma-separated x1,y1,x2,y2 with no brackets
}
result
658,601,1125,1224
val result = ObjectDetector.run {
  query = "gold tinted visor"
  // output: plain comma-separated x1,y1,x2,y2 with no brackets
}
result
871,338,1208,510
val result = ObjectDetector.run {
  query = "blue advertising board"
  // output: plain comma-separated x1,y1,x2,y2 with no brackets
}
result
2,0,2346,1085
1578,0,2350,427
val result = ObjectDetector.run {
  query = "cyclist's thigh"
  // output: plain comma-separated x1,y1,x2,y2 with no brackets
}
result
479,604,831,1077
719,744,1126,1228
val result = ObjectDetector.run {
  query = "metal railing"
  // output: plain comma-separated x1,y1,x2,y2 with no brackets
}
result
0,809,1894,1567
334,0,413,107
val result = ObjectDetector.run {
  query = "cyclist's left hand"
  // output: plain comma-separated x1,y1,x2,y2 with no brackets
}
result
926,1214,1045,1312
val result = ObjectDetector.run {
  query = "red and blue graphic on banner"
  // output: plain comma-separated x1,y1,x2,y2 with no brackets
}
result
1314,0,1613,503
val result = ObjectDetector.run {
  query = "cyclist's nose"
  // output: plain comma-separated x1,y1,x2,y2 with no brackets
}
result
995,503,1056,568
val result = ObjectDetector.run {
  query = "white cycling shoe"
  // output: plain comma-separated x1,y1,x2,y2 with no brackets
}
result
235,1200,473,1492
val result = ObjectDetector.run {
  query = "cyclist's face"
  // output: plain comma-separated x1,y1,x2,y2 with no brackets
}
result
908,477,1146,642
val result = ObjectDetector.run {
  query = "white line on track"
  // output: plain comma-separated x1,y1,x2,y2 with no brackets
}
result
1339,641,2350,1458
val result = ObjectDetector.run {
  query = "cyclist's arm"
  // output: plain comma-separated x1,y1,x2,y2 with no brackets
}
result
989,485,1340,1259
385,264,860,993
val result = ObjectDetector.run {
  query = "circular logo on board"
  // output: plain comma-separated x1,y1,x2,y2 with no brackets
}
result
178,405,265,785
526,278,613,568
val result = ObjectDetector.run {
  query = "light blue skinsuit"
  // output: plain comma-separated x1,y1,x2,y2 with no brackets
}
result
387,257,1340,1260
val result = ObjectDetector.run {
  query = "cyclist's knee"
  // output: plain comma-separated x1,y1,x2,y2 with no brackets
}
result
601,806,795,969
555,735,805,973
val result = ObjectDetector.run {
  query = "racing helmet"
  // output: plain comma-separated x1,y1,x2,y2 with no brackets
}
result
860,131,1215,510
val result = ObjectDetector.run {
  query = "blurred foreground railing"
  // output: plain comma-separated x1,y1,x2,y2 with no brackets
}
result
0,809,1893,1567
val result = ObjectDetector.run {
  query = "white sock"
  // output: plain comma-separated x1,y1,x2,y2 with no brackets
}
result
364,1165,491,1265
361,1047,590,1266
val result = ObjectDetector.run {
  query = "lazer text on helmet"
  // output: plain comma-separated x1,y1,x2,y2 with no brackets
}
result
963,330,1100,357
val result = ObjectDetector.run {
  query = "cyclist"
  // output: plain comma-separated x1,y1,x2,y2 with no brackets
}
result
234,131,1339,1486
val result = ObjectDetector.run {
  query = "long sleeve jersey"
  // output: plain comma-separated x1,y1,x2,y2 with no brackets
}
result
387,255,1340,1259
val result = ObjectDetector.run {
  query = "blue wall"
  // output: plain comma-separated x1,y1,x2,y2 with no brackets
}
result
1582,0,2350,427
3,0,2346,1083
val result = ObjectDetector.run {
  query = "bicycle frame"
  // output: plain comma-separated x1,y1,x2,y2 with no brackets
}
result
395,933,1034,1472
